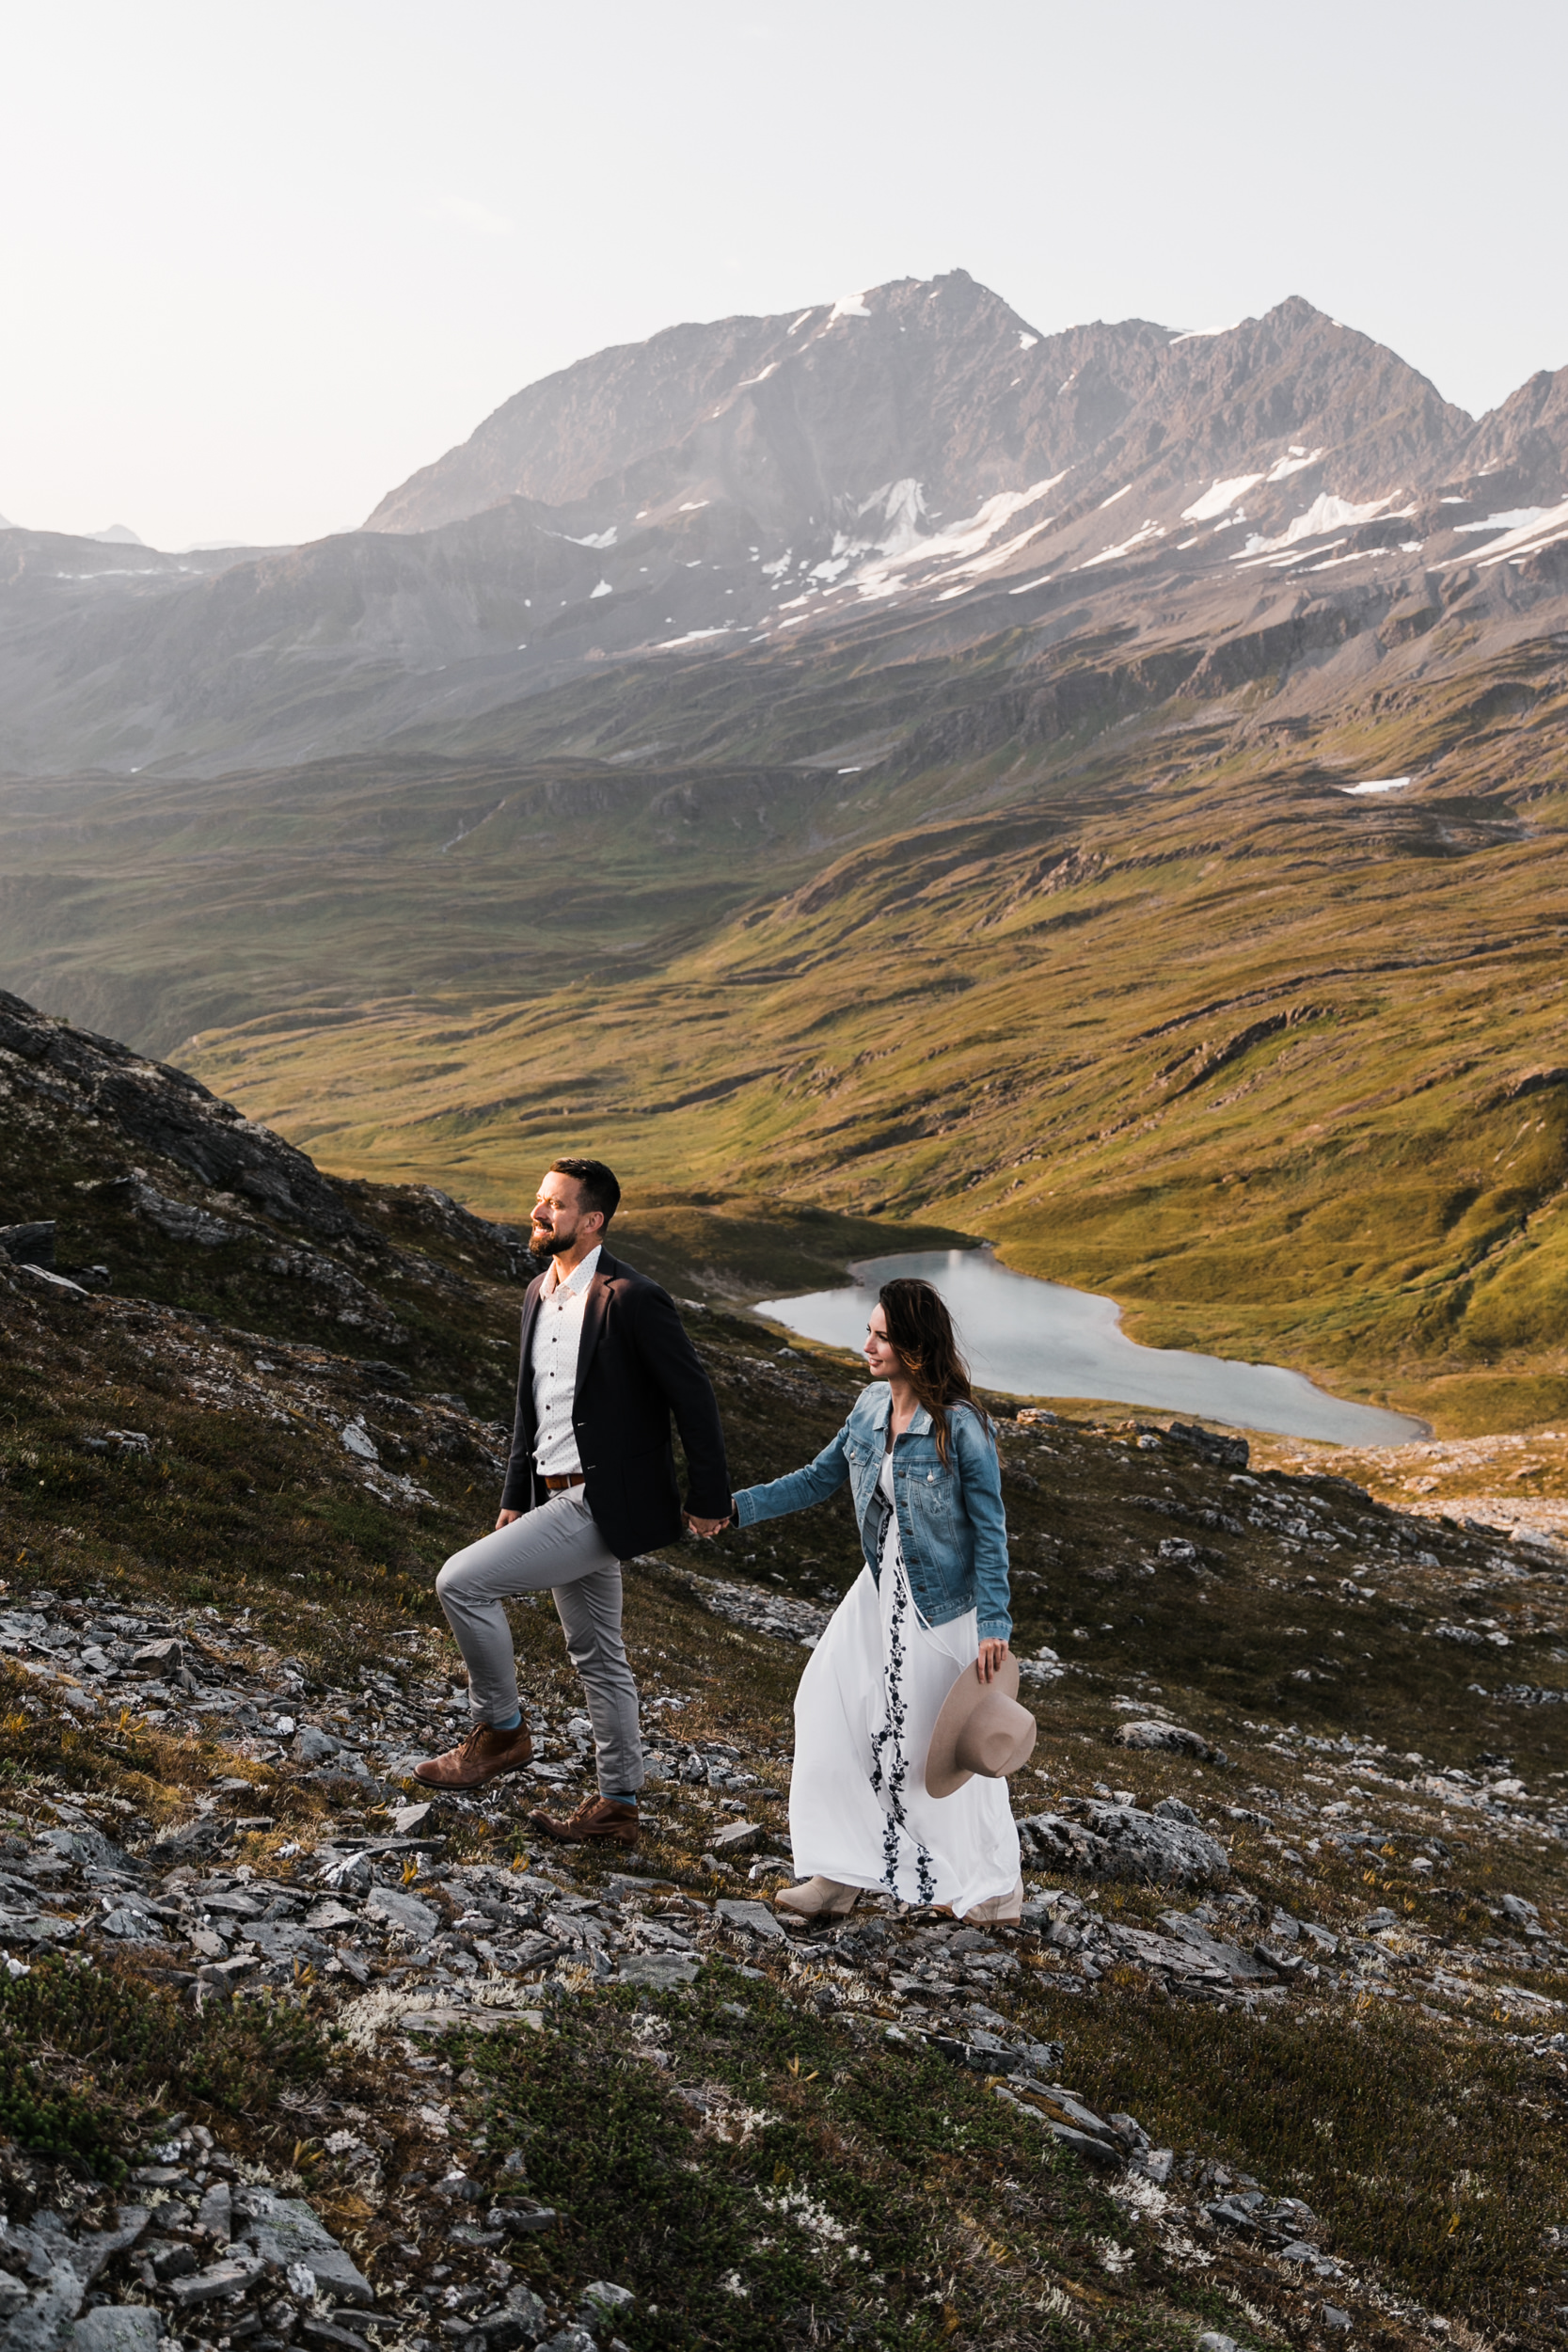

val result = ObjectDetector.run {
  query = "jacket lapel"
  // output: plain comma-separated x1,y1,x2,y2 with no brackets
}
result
573,1247,617,1405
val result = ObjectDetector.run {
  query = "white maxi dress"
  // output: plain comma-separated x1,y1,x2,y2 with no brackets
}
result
788,1453,1021,1915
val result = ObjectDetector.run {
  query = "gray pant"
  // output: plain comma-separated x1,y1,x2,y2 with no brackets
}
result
435,1493,643,1796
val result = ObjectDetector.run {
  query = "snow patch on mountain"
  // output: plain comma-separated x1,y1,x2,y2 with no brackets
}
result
1235,491,1397,558
1452,507,1550,534
1185,452,1326,524
1081,522,1166,569
1183,474,1264,523
859,478,929,557
1440,496,1568,568
826,292,872,326
847,477,1067,601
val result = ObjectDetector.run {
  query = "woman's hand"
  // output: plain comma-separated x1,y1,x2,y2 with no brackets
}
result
975,1638,1009,1683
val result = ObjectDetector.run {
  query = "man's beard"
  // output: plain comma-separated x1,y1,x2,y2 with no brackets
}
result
531,1221,572,1257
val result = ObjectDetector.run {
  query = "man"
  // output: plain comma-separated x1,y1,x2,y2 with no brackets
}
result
414,1156,731,1849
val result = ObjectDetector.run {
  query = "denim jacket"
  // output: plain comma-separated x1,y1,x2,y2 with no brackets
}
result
732,1382,1011,1642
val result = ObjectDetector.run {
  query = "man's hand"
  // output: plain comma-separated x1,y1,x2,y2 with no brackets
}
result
495,1508,522,1531
684,1512,729,1538
975,1638,1010,1683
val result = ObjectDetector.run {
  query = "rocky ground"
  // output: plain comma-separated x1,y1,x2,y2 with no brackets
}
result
1262,1431,1568,1561
2,990,1566,2351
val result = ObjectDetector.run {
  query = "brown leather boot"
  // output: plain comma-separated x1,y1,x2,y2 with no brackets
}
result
526,1794,639,1848
413,1721,533,1790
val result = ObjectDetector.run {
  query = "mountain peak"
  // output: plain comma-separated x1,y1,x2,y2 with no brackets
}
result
5,277,1568,776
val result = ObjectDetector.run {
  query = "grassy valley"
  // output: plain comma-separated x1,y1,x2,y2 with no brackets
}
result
198,637,1568,1436
2,615,1566,1434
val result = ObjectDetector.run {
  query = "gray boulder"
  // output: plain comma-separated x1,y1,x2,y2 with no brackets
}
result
35,1826,133,1872
714,1899,784,1942
193,2185,230,2243
0,1224,55,1269
68,2312,162,2352
1114,1720,1227,1765
124,1184,237,1248
365,1884,438,1939
0,2261,85,2352
1021,1804,1228,1888
289,1725,341,1765
618,1952,698,1989
231,2189,372,2306
165,2257,266,2310
1156,1910,1277,1982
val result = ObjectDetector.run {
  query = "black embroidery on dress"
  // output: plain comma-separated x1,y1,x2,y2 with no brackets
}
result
869,1497,936,1905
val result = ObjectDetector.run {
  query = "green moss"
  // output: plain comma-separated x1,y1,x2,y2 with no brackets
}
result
0,1957,329,2178
1062,1986,1568,2333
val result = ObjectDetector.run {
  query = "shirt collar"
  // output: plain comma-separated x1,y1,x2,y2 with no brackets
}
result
867,1384,933,1436
545,1243,602,1299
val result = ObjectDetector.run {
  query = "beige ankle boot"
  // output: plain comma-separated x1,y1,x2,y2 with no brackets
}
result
774,1875,861,1921
961,1875,1023,1927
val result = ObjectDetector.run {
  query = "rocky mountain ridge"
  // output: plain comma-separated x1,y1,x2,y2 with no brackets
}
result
2,274,1565,775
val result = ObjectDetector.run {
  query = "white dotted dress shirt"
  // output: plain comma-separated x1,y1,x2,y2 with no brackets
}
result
531,1245,602,1478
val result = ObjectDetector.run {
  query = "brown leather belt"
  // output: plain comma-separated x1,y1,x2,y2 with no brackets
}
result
544,1473,587,1492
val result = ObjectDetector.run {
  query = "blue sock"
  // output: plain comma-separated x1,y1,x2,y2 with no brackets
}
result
491,1708,522,1731
606,1791,638,1806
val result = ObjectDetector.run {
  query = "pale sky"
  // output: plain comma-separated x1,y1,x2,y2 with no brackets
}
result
3,0,1563,551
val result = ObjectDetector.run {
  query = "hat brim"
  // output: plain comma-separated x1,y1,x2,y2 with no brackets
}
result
924,1651,1034,1799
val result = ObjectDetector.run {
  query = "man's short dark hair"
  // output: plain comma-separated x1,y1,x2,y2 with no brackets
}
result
550,1157,620,1226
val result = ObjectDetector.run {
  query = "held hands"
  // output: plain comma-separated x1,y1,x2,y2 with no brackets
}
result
974,1637,1010,1684
684,1510,731,1538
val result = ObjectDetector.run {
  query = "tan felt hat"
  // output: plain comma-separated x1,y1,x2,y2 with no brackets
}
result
924,1652,1037,1800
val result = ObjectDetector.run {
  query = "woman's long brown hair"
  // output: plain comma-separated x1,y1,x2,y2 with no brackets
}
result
877,1277,992,1466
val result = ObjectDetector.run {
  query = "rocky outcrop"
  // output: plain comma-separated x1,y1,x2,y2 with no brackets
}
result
1021,1799,1230,1887
0,993,359,1243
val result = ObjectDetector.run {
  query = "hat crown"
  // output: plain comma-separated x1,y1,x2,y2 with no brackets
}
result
924,1649,1037,1800
953,1692,1036,1781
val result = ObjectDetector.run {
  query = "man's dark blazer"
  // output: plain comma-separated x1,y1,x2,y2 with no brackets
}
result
499,1245,731,1560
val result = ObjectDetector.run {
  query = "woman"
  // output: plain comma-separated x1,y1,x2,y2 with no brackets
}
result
730,1278,1022,1924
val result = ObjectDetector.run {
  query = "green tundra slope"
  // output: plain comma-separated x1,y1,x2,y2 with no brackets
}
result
186,638,1568,1437
3,621,1566,1434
